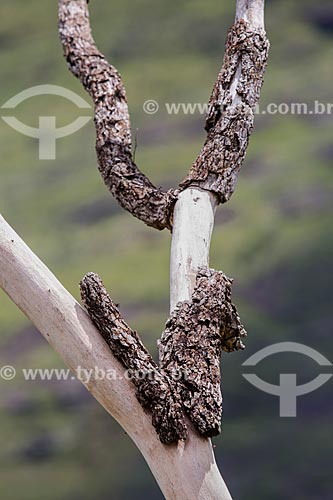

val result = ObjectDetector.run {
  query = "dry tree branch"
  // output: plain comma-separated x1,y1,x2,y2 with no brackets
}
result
58,0,177,230
58,0,269,229
57,0,269,460
0,0,269,498
0,215,232,499
180,3,270,200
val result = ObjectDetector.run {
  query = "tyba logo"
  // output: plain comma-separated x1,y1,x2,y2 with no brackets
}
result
242,342,332,417
1,85,92,160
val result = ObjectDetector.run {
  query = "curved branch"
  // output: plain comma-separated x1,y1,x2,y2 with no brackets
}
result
180,0,269,202
58,0,177,230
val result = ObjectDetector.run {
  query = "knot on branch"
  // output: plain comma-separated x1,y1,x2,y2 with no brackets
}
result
80,268,246,443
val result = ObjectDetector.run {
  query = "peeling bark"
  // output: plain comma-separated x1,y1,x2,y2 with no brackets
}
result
180,20,270,202
58,1,269,230
80,268,246,441
80,272,187,444
58,0,177,231
160,267,246,436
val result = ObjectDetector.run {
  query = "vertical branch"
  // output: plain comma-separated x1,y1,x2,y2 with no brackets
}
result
170,188,217,312
168,3,268,498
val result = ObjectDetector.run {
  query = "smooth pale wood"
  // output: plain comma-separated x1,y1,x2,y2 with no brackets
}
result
170,188,233,499
236,0,265,29
229,1,266,111
0,214,232,500
170,188,218,312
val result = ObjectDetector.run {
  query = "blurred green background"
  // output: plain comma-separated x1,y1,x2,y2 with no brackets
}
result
0,0,332,498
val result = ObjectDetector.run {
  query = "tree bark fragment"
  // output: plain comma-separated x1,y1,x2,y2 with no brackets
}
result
80,268,246,442
179,20,270,202
80,272,187,444
160,267,246,436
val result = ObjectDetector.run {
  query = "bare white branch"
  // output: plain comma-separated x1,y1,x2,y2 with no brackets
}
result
0,215,232,500
0,2,269,498
236,0,265,29
170,188,218,312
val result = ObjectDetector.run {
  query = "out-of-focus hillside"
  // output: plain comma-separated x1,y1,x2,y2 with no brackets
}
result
0,0,332,499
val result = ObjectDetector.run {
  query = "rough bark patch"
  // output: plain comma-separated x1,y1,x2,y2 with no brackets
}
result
58,0,177,231
80,272,187,444
159,267,246,436
80,268,246,441
180,20,270,202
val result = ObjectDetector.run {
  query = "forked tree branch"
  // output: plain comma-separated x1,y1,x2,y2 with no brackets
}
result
159,266,246,436
58,0,269,229
0,0,269,498
0,215,232,500
59,0,267,444
57,0,268,496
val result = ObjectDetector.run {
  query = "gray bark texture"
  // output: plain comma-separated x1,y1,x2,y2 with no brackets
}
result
80,268,246,443
58,0,269,445
180,20,270,201
159,267,246,436
58,0,269,229
80,272,187,444
58,0,177,231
